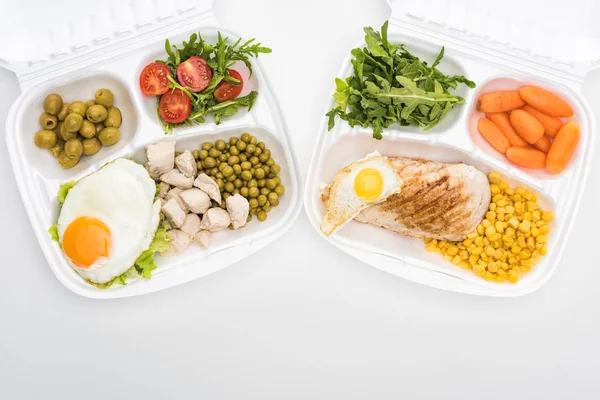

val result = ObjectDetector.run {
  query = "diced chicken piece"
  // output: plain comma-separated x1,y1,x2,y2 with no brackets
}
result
146,140,175,177
194,173,222,203
193,230,212,248
157,182,170,199
179,188,211,214
226,194,250,229
161,198,186,228
199,208,231,232
180,213,201,236
166,188,189,213
160,229,191,257
160,169,194,189
175,150,198,178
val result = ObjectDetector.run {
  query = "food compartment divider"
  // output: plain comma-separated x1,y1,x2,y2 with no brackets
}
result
4,1,302,298
305,2,596,296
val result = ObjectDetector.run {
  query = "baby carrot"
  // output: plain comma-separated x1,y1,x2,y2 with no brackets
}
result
509,110,544,144
476,91,525,113
546,121,580,175
506,147,547,169
477,118,510,154
520,85,574,118
533,135,552,153
486,112,527,147
523,105,563,138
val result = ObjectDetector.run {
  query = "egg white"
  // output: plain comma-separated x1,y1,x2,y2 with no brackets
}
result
57,159,161,284
320,152,402,236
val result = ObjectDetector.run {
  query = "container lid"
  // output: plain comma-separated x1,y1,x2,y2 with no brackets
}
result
0,0,214,83
388,0,600,80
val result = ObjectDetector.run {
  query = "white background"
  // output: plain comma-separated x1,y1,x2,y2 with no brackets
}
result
1,0,600,399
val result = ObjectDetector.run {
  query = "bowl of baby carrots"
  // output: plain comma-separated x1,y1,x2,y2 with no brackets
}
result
470,78,580,176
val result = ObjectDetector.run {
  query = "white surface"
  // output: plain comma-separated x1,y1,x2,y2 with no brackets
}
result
0,0,599,398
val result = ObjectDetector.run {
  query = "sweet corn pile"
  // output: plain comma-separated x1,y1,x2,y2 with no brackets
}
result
424,172,554,284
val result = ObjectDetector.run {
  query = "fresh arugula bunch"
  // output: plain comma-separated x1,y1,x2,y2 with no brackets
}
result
158,32,271,134
326,21,476,139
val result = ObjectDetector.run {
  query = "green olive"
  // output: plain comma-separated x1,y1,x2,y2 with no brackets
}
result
233,164,242,176
85,100,96,108
39,113,58,130
258,179,266,188
43,94,63,115
34,130,57,149
204,157,217,168
65,138,83,159
257,211,267,222
104,107,122,128
192,150,199,160
248,187,259,198
56,103,70,121
68,101,88,117
59,123,78,141
58,150,80,169
215,140,226,150
257,195,267,206
241,133,251,143
240,187,249,198
86,104,108,123
274,185,285,196
64,113,83,133
98,127,120,146
95,122,105,135
82,138,102,156
48,140,65,158
79,120,96,139
95,89,114,108
255,168,265,179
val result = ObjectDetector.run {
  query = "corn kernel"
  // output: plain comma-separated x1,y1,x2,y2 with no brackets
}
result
494,248,504,259
532,210,542,221
474,237,484,247
496,199,507,207
514,201,523,213
523,191,534,201
439,240,449,249
484,271,495,281
519,249,531,260
496,275,506,283
542,211,554,222
489,203,497,212
473,263,486,273
501,262,510,271
490,184,501,195
511,245,522,254
474,267,486,277
499,181,508,191
531,227,540,237
517,236,527,248
505,206,515,214
492,194,504,203
451,255,462,265
504,188,515,196
458,261,470,269
477,225,485,235
537,235,547,244
459,250,469,260
523,212,532,222
482,220,492,228
508,272,519,284
480,253,489,262
497,213,506,222
513,194,523,202
527,237,536,250
487,262,498,273
515,187,526,195
471,247,482,256
520,265,531,273
469,255,480,265
483,238,490,246
540,246,547,255
539,225,550,235
488,172,502,184
447,245,459,256
508,218,520,229
518,220,531,233
443,253,453,262
497,269,507,278
486,211,497,221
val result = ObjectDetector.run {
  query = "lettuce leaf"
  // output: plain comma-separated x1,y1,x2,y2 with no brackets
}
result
86,267,139,290
48,224,59,242
57,181,77,205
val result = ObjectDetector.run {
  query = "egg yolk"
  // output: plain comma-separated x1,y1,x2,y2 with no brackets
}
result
354,168,384,200
62,217,111,268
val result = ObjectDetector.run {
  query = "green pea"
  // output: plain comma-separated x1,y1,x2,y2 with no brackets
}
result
234,140,246,151
218,154,228,162
216,172,224,180
216,179,225,190
263,203,272,213
250,156,259,166
228,155,239,165
248,179,258,188
222,193,231,201
233,188,240,195
273,176,281,185
219,162,228,172
239,154,248,162
241,161,252,171
204,157,217,168
199,149,208,160
233,164,242,176
250,168,255,176
260,187,271,196
257,142,266,150
255,168,265,179
241,133,251,142
196,161,203,170
254,147,262,156
266,179,277,190
223,166,234,177
241,170,252,181
266,158,275,167
271,198,280,207
215,140,226,150
263,149,271,158
248,187,260,198
208,148,219,158
250,136,258,145
175,151,182,158
247,215,253,223
229,146,239,156
258,179,266,188
249,207,257,216
229,137,238,145
210,167,219,176
257,195,267,206
227,174,236,182
234,179,243,188
201,142,212,151
225,182,235,193
271,164,281,175
275,185,285,196
249,198,259,208
240,187,249,197
259,153,269,163
257,211,267,222
263,166,271,175
268,192,279,204
246,144,256,154
192,150,199,160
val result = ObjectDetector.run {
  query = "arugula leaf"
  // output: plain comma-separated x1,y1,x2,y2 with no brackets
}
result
57,181,77,205
48,224,59,243
327,21,475,139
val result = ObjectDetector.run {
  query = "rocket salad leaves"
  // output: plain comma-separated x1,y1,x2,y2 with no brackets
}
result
326,21,476,139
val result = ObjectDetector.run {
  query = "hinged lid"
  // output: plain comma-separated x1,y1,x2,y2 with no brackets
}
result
0,0,214,87
388,0,600,82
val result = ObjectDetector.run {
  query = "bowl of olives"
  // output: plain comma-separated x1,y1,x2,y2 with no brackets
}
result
34,89,123,169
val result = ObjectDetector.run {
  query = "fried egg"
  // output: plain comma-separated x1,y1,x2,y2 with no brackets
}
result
57,158,161,284
320,152,402,236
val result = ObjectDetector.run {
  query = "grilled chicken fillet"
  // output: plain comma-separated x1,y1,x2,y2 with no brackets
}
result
322,157,490,241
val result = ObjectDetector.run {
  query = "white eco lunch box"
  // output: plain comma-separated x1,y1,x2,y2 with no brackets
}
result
305,0,599,296
2,0,302,298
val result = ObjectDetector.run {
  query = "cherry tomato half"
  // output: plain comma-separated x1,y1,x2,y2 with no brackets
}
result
214,70,244,102
139,62,171,96
159,89,191,124
176,56,212,92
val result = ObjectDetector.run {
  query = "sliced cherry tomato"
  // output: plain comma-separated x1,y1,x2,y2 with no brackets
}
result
139,62,171,96
176,56,212,92
159,89,191,124
214,70,244,102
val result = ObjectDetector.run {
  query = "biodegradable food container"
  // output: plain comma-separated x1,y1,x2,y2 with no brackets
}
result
3,0,302,298
305,0,598,296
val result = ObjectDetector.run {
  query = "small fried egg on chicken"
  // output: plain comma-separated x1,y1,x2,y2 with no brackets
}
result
320,152,402,236
57,159,161,284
